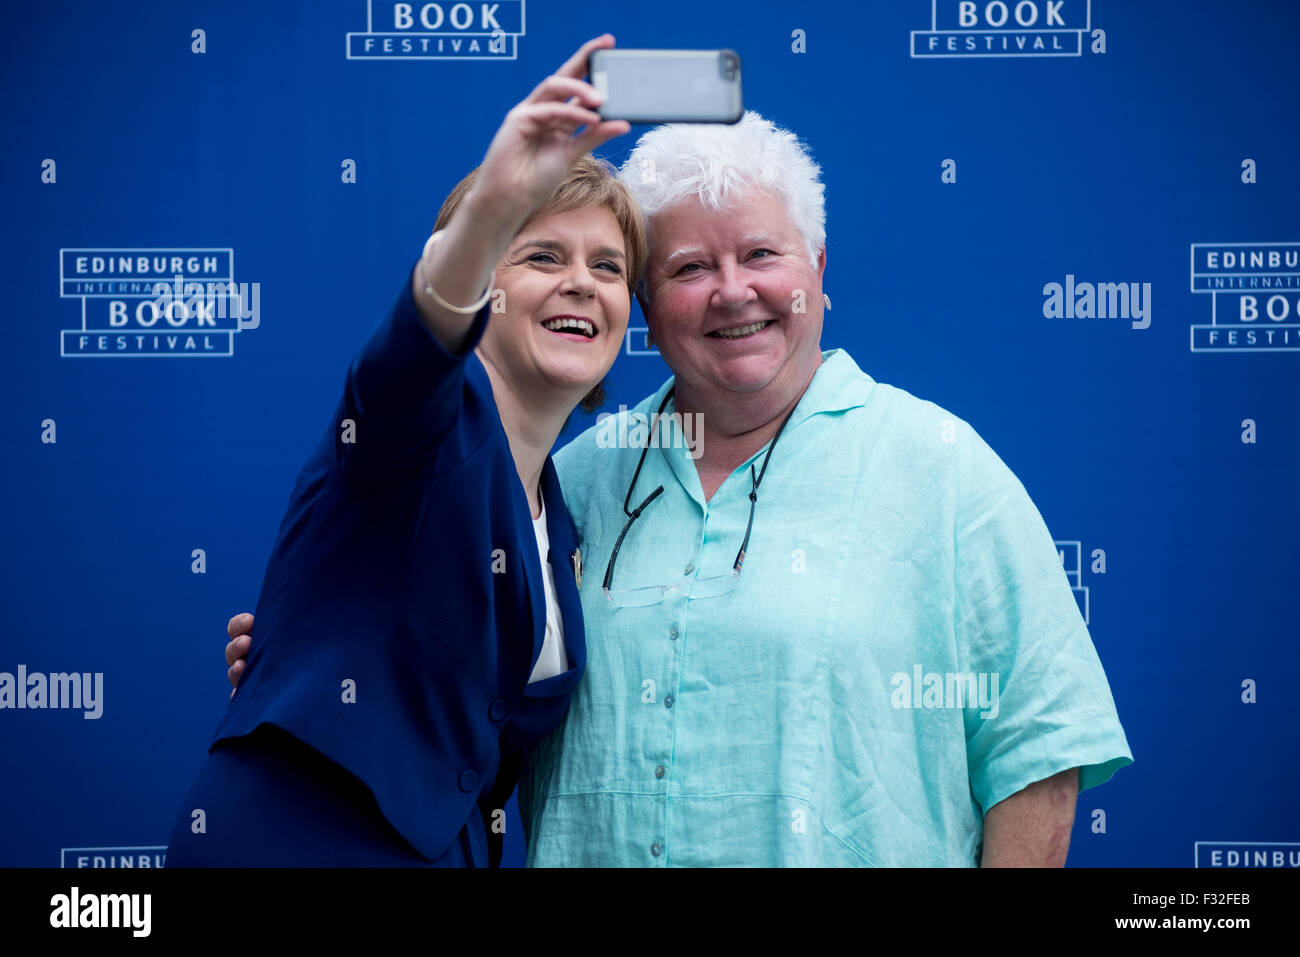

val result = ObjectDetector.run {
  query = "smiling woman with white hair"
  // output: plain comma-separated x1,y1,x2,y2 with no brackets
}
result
515,107,1133,868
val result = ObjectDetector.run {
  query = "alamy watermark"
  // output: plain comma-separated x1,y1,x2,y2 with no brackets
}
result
596,407,704,460
1042,274,1151,329
0,666,103,719
49,887,150,937
146,274,260,328
890,665,1000,719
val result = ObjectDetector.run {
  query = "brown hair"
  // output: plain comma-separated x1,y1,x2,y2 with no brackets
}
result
433,157,647,414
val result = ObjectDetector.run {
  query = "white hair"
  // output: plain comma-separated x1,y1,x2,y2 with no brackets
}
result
617,110,827,278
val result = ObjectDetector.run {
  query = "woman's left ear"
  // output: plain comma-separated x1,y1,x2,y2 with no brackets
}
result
817,246,828,309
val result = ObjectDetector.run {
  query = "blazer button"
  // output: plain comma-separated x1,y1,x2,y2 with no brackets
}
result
458,769,478,792
489,698,508,722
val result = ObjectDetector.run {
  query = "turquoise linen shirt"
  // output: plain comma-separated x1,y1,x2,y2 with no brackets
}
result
519,349,1132,866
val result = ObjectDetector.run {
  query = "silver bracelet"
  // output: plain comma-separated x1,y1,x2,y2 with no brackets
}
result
417,229,496,315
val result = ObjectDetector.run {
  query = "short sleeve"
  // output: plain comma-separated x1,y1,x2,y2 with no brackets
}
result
338,255,492,481
954,421,1133,815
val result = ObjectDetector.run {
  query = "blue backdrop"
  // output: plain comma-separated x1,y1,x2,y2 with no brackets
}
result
1,0,1297,868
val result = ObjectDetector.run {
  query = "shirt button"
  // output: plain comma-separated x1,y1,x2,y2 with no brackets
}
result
683,562,695,575
489,698,508,722
664,695,674,709
654,764,665,779
458,769,478,792
650,842,662,857
668,627,678,641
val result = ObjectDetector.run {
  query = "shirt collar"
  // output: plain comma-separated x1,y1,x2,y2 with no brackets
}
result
781,348,876,433
638,349,875,504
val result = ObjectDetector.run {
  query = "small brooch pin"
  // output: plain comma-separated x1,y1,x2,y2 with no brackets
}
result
571,548,582,587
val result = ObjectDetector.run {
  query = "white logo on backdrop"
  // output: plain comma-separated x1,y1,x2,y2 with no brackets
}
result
59,248,258,358
624,327,658,357
1056,540,1090,625
912,0,1092,58
347,0,525,60
61,846,167,868
1189,243,1300,353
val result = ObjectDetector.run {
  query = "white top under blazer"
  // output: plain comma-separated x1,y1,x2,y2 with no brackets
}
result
527,499,569,683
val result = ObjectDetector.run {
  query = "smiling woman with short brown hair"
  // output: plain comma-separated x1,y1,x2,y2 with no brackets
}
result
166,34,644,867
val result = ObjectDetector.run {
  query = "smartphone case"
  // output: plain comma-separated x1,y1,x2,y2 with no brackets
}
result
590,49,743,125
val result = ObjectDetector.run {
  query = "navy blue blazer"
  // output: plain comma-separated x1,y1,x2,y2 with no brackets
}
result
213,257,588,865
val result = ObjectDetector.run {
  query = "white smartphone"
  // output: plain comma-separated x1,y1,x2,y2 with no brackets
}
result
589,49,743,124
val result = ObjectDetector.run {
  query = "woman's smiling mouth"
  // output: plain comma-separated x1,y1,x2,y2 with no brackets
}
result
707,320,774,339
541,316,598,339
